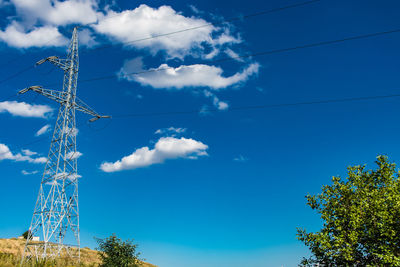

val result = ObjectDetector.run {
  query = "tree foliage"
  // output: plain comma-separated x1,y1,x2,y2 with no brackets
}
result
22,230,30,240
297,155,400,266
96,234,141,267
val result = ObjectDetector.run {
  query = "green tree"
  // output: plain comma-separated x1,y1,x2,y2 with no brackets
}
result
96,234,141,267
22,230,30,239
297,155,400,266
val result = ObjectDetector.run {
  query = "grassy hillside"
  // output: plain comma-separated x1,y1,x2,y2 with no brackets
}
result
0,238,156,267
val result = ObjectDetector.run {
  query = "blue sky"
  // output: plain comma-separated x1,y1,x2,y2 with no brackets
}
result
1,0,400,266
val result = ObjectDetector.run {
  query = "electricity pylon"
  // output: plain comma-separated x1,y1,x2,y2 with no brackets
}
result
20,27,109,264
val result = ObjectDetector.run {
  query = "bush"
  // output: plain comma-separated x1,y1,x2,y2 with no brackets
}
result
96,234,141,267
22,230,31,240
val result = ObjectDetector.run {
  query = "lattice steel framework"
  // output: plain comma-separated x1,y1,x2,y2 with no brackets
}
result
20,27,109,264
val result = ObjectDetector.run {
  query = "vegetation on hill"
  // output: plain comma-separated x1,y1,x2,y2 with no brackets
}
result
0,238,155,267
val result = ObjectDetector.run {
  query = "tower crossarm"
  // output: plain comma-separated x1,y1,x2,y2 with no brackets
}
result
18,86,110,122
75,97,111,122
18,86,67,104
36,56,70,71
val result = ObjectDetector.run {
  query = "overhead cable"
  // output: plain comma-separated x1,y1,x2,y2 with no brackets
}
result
51,27,400,86
5,92,400,151
0,0,321,82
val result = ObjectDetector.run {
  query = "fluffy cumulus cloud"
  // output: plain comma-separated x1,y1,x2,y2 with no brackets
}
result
120,58,260,90
0,2,259,109
0,143,47,164
10,0,99,26
93,4,238,59
35,124,51,136
0,101,52,118
0,22,68,48
100,136,208,172
0,0,97,48
2,2,240,54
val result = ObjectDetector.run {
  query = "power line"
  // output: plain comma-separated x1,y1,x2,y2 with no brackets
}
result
3,27,400,113
221,28,400,63
5,117,98,152
81,0,322,53
0,65,35,85
2,90,400,157
0,0,321,84
112,93,400,118
48,27,400,86
0,34,67,69
0,33,66,85
6,92,400,151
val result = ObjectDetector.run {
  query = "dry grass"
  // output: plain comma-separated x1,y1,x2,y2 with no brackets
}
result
0,238,156,267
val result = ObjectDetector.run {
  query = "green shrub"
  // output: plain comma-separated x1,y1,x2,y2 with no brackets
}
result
96,234,141,267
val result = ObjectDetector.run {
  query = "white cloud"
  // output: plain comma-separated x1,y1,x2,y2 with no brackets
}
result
224,48,245,62
44,0,98,25
0,101,52,118
0,22,68,48
44,172,81,185
78,28,98,47
120,58,260,90
0,144,14,161
199,105,212,116
203,48,220,59
66,151,82,160
22,149,37,156
10,0,98,26
188,5,202,15
31,157,47,163
155,127,187,136
22,170,38,175
35,124,51,137
233,155,248,162
53,171,82,181
119,56,144,75
0,0,98,48
217,101,229,110
93,4,239,59
63,127,79,136
1,2,243,56
45,180,58,186
0,143,47,164
204,90,229,110
212,30,241,46
67,173,82,181
100,136,208,172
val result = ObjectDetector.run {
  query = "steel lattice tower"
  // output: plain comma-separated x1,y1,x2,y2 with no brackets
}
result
20,27,109,263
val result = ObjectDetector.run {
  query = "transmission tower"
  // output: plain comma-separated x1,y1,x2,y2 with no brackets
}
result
20,27,109,264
